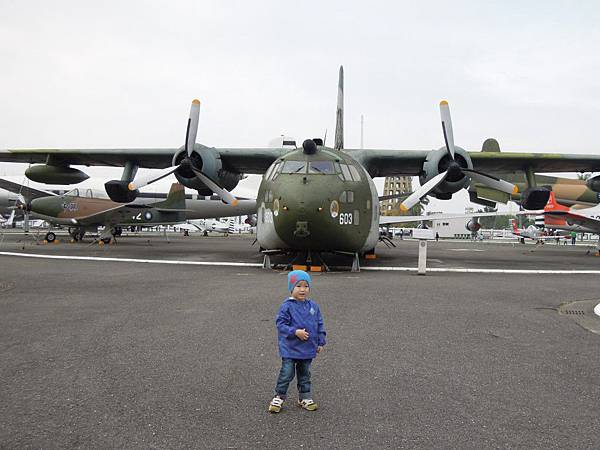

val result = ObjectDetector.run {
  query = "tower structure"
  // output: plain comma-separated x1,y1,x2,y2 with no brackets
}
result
381,176,420,215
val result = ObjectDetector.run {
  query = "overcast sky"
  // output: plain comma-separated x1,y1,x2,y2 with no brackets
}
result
1,1,599,211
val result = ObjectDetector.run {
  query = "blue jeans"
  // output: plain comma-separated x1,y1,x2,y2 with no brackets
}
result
274,358,312,400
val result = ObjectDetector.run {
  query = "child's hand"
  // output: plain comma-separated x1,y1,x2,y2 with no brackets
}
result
295,328,309,340
317,346,323,354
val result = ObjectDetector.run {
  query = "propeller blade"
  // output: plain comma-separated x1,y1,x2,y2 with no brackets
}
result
186,99,201,157
127,166,179,191
462,168,519,195
192,169,239,206
400,171,449,212
440,100,455,160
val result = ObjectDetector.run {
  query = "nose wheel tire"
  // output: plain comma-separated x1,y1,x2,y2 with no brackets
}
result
45,232,56,243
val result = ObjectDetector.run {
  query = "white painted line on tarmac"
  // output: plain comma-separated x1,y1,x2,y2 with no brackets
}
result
0,252,263,268
362,266,600,274
2,251,600,274
594,303,600,317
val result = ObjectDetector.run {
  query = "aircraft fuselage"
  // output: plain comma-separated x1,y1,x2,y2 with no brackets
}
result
256,145,380,254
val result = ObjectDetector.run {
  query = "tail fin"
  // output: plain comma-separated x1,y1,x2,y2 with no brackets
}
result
334,66,344,150
155,183,186,210
543,191,569,227
544,191,569,212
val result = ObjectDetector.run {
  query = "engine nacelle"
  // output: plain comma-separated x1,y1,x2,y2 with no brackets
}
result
466,218,481,232
172,145,242,196
586,175,600,193
520,187,551,210
419,146,472,199
0,190,19,208
25,164,89,185
104,180,139,203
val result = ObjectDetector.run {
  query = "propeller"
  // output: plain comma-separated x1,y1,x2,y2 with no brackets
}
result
400,101,518,212
127,99,238,206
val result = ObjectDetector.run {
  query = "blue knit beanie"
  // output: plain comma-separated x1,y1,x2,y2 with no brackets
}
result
288,270,312,292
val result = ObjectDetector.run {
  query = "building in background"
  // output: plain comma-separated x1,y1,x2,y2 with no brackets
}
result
381,176,422,215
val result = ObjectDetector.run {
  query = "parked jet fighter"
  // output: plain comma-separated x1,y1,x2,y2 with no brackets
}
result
0,179,256,243
541,191,600,235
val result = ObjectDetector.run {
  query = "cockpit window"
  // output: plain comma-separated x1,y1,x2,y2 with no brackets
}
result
265,161,277,180
308,161,335,174
349,165,362,181
340,163,352,181
65,188,79,197
268,161,283,181
281,160,307,174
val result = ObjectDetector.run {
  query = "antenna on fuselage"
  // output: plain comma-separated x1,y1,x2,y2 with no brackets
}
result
334,65,344,150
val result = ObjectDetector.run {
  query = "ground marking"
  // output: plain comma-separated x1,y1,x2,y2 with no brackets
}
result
0,252,262,267
2,251,600,274
595,303,600,318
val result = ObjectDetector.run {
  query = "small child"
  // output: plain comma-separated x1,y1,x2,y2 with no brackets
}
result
268,270,326,413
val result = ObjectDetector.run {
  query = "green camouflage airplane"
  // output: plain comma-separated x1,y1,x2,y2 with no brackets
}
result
0,179,256,243
2,67,600,267
468,138,600,208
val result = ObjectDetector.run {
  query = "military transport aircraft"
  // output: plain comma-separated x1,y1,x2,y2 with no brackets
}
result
0,179,256,243
2,66,600,267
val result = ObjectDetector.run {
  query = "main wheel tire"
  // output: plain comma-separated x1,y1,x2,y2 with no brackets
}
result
45,232,56,243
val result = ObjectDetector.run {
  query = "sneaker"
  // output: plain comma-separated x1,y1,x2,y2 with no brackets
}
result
268,396,284,413
297,399,318,411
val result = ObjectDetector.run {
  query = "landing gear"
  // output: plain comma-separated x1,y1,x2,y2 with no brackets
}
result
68,227,86,242
45,231,56,243
351,252,360,272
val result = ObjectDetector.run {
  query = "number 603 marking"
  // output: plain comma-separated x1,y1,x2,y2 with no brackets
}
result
339,213,353,225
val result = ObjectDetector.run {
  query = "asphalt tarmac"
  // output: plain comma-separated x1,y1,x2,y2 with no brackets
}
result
1,232,599,448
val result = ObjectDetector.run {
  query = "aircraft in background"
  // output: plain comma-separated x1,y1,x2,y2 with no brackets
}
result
467,141,600,209
0,179,256,243
509,218,570,244
179,217,255,235
541,192,600,236
3,67,600,268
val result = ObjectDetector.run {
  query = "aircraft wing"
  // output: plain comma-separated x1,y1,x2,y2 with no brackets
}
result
0,146,287,173
74,204,132,226
0,178,57,199
347,149,600,177
4,146,600,176
543,210,600,232
379,210,517,225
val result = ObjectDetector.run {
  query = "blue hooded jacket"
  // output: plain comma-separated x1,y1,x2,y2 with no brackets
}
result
276,297,326,359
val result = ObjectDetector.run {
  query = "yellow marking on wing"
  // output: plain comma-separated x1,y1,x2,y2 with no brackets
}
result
440,100,448,106
512,185,519,195
399,204,409,213
231,199,239,207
